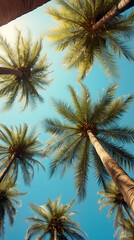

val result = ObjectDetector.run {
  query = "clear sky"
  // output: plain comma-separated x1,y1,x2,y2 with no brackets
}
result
0,1,134,240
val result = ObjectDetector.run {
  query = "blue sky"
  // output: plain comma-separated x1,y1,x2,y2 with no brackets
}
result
0,1,134,240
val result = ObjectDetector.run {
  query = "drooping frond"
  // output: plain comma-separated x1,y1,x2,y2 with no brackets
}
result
74,137,90,200
49,135,84,177
92,147,110,189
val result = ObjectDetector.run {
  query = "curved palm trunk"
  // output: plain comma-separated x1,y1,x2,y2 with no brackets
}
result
0,0,50,27
92,0,134,31
0,67,22,77
0,153,16,182
87,130,134,214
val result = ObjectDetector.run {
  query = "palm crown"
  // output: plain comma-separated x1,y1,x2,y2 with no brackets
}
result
26,197,87,240
0,123,45,184
0,178,26,238
43,83,134,200
98,182,133,230
115,217,134,240
0,29,52,111
46,0,134,80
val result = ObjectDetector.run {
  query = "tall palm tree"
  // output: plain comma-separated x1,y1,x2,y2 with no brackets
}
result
0,0,50,27
92,0,134,31
43,84,134,212
0,178,26,238
115,216,134,240
0,29,52,111
98,182,133,230
25,197,87,240
46,0,134,80
0,123,45,184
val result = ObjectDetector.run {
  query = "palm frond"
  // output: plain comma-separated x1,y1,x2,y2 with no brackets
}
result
98,94,134,127
43,118,78,135
92,147,110,189
74,137,90,200
98,126,134,143
90,84,118,126
49,135,84,177
52,99,84,126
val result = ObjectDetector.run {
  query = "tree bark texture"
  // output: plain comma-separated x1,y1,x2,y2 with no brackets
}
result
0,153,16,182
92,0,134,31
0,67,22,77
0,0,51,27
54,227,57,240
88,130,134,214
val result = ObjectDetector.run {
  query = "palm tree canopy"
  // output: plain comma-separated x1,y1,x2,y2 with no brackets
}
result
26,196,87,240
43,83,134,200
0,123,45,185
46,0,134,80
0,29,52,111
115,216,134,240
0,178,26,237
98,182,133,229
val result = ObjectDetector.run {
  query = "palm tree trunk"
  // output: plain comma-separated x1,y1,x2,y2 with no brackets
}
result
0,153,16,182
92,0,134,31
87,130,134,214
0,0,51,27
0,67,22,77
54,227,57,240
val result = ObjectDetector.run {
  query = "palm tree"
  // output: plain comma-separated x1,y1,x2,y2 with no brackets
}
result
115,216,134,240
46,0,134,80
25,197,87,240
0,29,52,111
98,182,134,230
92,0,134,31
0,178,26,238
0,123,45,184
43,83,134,213
0,0,50,27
